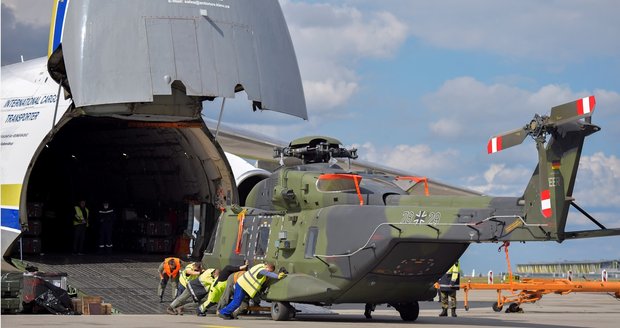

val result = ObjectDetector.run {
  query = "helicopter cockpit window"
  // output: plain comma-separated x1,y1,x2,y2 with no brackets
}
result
255,226,270,257
304,227,319,259
316,178,357,192
317,173,364,205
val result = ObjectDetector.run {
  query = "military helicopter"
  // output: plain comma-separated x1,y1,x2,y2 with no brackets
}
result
202,96,620,321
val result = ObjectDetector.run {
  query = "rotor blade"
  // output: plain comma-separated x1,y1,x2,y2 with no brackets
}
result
487,127,528,154
549,96,596,126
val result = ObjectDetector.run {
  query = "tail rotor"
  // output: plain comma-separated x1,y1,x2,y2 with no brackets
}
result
487,96,600,240
487,96,596,154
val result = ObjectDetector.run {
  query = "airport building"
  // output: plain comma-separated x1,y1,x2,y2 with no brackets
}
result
517,259,620,279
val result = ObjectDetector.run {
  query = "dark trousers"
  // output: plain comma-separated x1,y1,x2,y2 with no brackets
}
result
98,221,114,248
73,223,86,253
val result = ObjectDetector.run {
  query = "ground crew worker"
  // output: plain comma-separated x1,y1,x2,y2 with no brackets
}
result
218,262,285,320
178,262,202,296
167,268,219,315
158,257,181,302
438,260,460,317
97,201,115,254
216,266,248,314
197,262,248,316
72,199,89,254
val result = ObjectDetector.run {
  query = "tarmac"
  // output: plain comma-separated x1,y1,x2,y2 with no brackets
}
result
3,290,619,328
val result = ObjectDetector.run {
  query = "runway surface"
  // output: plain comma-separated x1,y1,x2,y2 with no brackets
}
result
3,290,619,328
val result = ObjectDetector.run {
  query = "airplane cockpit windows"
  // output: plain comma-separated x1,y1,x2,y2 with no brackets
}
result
254,225,270,258
304,227,319,259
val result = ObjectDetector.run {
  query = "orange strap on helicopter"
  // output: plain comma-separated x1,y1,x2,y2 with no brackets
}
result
395,176,429,196
319,173,364,205
234,209,247,254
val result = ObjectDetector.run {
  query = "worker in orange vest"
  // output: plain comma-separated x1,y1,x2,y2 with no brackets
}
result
158,257,181,302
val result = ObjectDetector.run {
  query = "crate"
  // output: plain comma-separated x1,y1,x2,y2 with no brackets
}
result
142,238,173,253
1,272,23,298
24,219,42,236
144,221,172,237
27,202,43,218
82,296,102,315
102,303,112,315
22,273,68,303
71,298,83,314
21,237,42,254
1,297,22,314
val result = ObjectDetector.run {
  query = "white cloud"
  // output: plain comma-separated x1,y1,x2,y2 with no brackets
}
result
461,152,620,226
429,118,463,138
303,79,359,110
356,142,460,177
281,0,408,111
573,153,620,208
465,163,531,195
424,77,620,142
372,0,620,62
2,0,53,28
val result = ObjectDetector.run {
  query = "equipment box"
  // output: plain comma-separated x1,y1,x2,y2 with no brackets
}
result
1,273,23,298
27,202,43,218
22,272,68,303
140,237,173,253
21,237,42,254
144,221,172,237
24,219,42,236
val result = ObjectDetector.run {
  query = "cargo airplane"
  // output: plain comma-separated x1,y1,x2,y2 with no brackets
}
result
2,0,618,322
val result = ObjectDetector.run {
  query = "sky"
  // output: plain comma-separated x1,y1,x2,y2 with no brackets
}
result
2,0,619,275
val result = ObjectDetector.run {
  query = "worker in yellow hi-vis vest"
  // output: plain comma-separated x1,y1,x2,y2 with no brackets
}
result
438,260,460,317
217,263,285,320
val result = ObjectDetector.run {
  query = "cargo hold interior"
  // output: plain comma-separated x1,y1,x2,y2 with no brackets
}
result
15,116,233,261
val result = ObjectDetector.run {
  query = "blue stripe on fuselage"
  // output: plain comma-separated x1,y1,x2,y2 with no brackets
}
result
1,208,20,230
52,0,69,53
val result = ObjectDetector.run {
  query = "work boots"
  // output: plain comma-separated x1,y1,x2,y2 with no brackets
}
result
451,308,457,317
439,308,448,317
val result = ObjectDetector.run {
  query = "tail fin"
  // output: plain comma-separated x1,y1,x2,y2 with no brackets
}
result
489,96,602,241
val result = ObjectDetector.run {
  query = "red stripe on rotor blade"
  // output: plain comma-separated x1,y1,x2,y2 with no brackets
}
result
577,99,584,115
589,95,596,113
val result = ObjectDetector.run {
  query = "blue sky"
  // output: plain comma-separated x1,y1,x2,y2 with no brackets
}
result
2,0,619,275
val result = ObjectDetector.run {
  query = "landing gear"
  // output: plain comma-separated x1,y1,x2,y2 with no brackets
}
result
505,302,523,313
390,301,420,322
492,301,503,312
271,301,295,321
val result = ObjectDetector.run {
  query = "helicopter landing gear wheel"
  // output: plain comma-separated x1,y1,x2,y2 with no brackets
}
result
271,301,293,321
492,302,503,312
391,301,419,322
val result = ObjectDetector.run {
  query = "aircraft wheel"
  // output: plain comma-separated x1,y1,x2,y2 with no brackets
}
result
506,302,522,313
492,302,503,312
464,305,469,311
271,301,292,321
392,301,419,322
